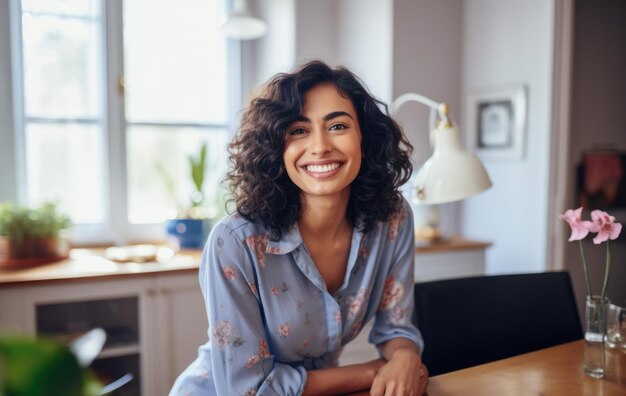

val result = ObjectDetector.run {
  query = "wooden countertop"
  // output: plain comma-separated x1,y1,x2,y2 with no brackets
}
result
0,235,490,287
415,235,491,254
426,340,626,396
349,341,626,396
0,248,202,287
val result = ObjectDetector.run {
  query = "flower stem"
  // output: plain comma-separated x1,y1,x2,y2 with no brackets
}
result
601,240,611,300
579,240,592,297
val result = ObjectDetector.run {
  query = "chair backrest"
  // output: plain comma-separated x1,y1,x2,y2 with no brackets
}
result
412,271,583,376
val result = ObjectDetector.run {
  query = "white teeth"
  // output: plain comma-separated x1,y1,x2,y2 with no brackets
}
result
305,163,341,173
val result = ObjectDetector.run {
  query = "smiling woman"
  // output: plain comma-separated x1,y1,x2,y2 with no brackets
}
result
170,61,428,396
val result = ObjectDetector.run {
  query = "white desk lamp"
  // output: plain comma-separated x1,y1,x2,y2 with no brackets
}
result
221,0,268,40
392,93,492,241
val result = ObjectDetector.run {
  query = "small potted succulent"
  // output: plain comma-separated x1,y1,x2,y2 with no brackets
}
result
0,202,71,268
157,143,219,249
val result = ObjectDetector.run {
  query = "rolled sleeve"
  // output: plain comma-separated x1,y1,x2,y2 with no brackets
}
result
369,200,424,355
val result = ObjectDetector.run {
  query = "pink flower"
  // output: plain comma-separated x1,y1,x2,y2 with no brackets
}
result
560,207,622,300
559,207,595,241
379,276,404,311
589,210,622,244
245,235,269,267
222,265,238,280
347,288,368,319
277,323,291,339
258,340,270,358
212,321,234,349
387,207,406,241
246,355,261,368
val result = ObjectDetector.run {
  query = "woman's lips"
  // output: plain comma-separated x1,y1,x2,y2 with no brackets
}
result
301,162,343,179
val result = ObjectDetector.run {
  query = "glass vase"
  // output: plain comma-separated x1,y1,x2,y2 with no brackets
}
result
584,295,610,378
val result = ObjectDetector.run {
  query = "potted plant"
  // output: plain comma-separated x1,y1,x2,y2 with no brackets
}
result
157,143,220,249
0,328,133,396
0,202,71,268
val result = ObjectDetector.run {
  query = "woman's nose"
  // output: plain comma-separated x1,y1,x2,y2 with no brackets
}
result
310,129,332,155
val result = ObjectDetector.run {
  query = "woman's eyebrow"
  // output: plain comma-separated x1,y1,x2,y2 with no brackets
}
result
324,111,353,121
293,111,354,123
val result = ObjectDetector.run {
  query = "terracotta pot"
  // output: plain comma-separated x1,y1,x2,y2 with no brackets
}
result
0,236,70,268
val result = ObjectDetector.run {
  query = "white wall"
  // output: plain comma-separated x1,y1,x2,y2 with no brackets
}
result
460,0,555,274
296,0,393,103
295,0,339,66
240,0,296,102
243,0,393,105
334,0,393,104
392,0,464,236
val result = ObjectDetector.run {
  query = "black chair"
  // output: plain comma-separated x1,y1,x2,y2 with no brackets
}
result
412,271,583,376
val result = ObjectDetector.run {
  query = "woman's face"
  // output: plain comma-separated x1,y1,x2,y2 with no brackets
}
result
283,82,362,200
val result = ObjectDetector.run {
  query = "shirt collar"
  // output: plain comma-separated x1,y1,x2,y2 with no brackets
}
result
266,222,303,254
265,222,365,257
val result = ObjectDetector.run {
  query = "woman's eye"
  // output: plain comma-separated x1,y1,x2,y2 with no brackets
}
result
329,123,347,131
289,128,307,136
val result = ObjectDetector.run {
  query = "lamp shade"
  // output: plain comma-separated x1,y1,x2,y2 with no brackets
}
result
221,0,267,40
414,123,492,204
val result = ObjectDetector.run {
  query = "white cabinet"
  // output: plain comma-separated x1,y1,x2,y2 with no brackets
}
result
413,249,486,282
0,271,206,396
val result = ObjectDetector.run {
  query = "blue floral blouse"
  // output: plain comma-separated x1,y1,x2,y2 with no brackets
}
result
170,198,423,396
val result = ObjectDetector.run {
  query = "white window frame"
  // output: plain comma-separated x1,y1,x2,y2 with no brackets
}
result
3,0,240,245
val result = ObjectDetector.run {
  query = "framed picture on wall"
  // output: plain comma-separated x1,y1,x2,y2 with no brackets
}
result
466,84,527,161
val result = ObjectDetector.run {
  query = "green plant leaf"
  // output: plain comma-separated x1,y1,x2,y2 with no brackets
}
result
0,334,101,396
189,143,208,206
0,202,70,242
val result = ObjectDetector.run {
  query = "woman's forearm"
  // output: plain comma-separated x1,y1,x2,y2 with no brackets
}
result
378,337,420,361
302,359,384,395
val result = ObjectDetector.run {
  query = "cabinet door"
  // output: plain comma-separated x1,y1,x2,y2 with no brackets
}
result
0,286,29,333
414,250,486,282
1,278,154,396
153,272,207,395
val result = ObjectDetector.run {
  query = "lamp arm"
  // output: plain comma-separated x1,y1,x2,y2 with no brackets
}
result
391,93,440,113
392,93,447,146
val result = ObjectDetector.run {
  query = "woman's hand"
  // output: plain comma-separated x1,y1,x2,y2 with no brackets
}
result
302,358,387,395
369,348,429,396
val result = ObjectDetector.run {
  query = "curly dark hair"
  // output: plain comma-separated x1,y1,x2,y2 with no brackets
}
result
225,60,413,239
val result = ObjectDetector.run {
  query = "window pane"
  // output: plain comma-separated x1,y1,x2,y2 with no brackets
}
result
22,0,99,18
21,5,101,118
25,123,105,224
123,0,227,124
127,126,229,224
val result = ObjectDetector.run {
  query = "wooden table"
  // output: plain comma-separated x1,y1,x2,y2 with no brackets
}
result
426,340,626,396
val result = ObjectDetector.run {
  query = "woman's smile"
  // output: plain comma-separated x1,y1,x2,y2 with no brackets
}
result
301,160,344,178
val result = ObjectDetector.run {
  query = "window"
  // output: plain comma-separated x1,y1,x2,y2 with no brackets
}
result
9,0,237,244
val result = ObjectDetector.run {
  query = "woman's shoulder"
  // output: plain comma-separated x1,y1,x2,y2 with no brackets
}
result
368,195,413,242
210,212,273,244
